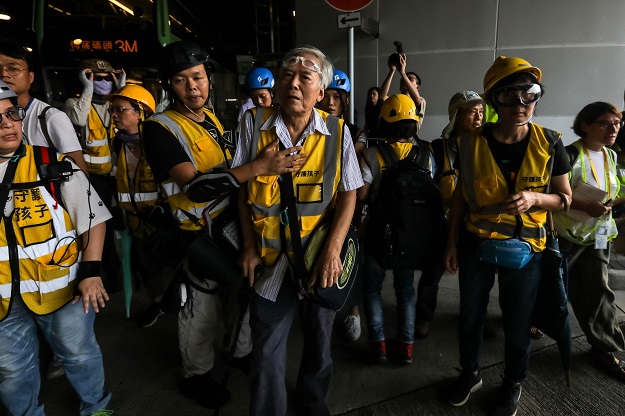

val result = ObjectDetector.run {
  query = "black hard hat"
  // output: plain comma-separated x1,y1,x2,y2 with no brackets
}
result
159,40,213,90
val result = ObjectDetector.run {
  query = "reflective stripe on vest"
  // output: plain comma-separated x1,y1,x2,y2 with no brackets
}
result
148,109,230,231
553,139,619,245
115,141,160,213
247,107,343,266
0,146,80,321
84,105,113,175
459,124,560,252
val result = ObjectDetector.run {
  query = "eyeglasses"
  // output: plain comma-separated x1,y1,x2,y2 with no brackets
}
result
282,56,323,75
492,83,542,106
94,75,113,81
0,66,28,76
592,120,624,129
0,107,25,123
107,106,136,114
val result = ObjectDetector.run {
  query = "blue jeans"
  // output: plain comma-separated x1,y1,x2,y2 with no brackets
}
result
458,233,542,382
0,297,111,416
363,254,416,344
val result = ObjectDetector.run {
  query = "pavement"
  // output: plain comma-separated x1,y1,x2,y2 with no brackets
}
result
3,254,625,416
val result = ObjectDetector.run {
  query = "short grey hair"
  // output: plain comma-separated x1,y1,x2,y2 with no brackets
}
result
282,46,333,89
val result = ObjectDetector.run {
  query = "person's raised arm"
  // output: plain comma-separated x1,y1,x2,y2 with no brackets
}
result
379,61,396,102
398,54,422,107
64,69,95,127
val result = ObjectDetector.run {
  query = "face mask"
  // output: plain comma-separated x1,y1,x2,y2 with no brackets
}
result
93,79,113,95
116,132,140,145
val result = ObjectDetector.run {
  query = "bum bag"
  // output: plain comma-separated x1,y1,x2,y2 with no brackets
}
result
478,238,534,270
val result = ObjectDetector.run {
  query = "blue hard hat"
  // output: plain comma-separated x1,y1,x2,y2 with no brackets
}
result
245,67,275,91
328,69,350,93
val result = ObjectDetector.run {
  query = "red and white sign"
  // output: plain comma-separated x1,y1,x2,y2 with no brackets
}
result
325,0,373,13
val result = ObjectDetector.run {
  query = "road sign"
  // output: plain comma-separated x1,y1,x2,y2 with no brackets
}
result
337,12,361,29
325,0,373,13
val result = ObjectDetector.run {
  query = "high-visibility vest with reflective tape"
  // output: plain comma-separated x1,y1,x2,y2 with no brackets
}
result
459,123,560,252
83,105,114,175
246,107,343,267
148,109,230,231
0,147,80,321
115,139,159,214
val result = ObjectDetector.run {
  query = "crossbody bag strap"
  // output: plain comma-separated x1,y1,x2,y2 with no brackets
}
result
0,157,19,216
278,143,308,282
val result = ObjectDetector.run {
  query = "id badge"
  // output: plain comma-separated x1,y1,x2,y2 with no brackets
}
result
595,224,609,249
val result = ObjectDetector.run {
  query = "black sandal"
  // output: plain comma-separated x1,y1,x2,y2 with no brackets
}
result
590,348,625,382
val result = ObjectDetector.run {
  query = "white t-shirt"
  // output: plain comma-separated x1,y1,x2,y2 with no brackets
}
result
584,148,607,190
23,98,82,154
0,157,111,236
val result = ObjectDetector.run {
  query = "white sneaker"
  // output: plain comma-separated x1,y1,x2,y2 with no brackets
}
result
343,315,361,341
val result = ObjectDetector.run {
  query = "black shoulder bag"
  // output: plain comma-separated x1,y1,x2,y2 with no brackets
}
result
278,169,360,311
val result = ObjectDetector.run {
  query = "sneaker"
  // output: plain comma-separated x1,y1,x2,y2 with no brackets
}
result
46,357,65,380
367,340,387,364
447,370,483,407
415,320,431,339
343,315,361,341
493,379,522,416
398,342,413,364
179,373,230,409
137,303,164,328
90,408,114,416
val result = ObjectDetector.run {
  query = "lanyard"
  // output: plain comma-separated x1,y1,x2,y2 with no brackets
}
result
582,146,610,192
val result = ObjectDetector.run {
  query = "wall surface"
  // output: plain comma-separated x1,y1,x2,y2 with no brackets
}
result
295,0,625,144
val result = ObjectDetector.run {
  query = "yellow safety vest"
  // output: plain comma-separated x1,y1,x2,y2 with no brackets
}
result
438,138,459,215
83,105,114,175
246,107,343,267
0,146,80,321
364,140,434,201
458,123,560,252
554,139,619,245
148,109,230,231
114,139,159,214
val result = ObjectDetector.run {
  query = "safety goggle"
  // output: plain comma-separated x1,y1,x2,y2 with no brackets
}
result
282,56,322,75
492,83,542,106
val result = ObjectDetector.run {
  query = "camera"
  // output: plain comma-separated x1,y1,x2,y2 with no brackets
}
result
388,41,404,67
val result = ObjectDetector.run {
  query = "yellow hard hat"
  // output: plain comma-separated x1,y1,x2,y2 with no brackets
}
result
380,94,419,123
105,84,156,115
483,56,542,105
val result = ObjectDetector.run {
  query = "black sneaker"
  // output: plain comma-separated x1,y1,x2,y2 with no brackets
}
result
137,303,164,328
447,370,483,407
493,379,522,416
179,373,230,409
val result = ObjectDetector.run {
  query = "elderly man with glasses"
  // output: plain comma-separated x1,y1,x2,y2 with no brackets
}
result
233,46,363,416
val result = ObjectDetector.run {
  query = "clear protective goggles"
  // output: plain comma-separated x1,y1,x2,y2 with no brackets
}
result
282,56,322,75
491,83,542,106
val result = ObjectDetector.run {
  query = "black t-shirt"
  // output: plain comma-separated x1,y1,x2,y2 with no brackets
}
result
454,123,571,189
142,113,228,183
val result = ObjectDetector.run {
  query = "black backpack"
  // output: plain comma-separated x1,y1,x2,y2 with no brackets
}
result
364,142,447,270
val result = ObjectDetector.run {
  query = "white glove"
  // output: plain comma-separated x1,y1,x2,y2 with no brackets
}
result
79,69,94,93
114,69,127,89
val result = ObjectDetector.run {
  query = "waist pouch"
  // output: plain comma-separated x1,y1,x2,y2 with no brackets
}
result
478,238,534,270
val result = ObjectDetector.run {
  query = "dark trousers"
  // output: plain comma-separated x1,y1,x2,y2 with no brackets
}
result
249,277,335,416
458,233,542,382
416,260,445,322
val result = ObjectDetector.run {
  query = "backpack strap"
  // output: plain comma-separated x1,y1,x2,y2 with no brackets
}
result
378,143,399,168
565,144,578,166
38,106,56,149
33,145,64,210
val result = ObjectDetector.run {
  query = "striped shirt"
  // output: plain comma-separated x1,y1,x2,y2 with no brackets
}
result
232,108,364,302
